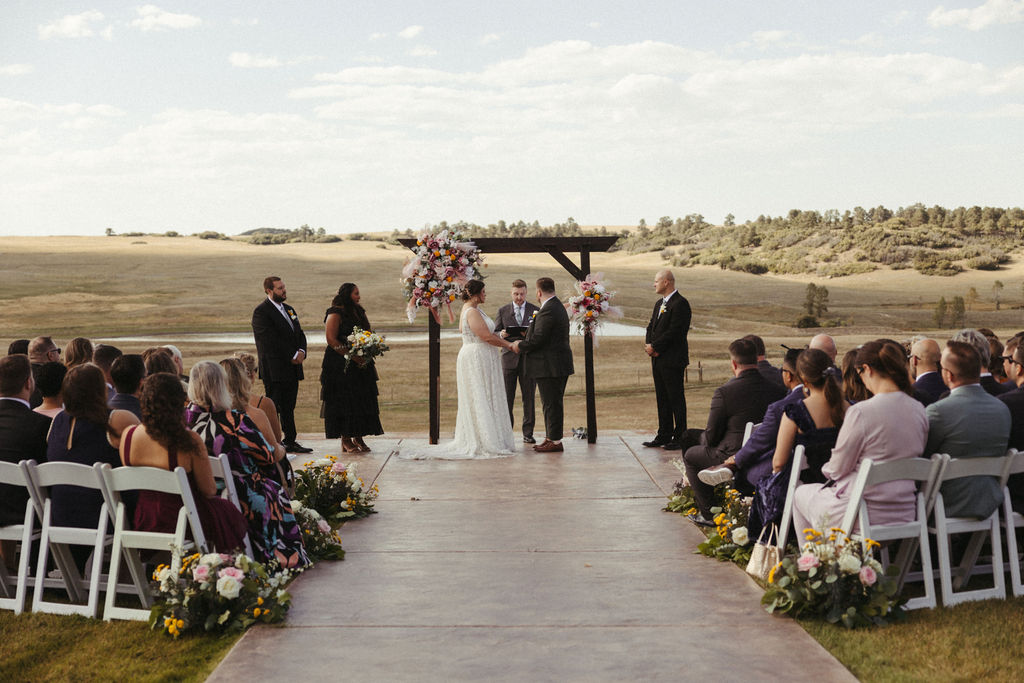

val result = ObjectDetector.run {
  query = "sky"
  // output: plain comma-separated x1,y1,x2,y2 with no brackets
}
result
1,0,1022,236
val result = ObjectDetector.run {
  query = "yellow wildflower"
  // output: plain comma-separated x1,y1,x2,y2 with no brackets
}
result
254,608,262,618
257,596,264,605
768,561,782,584
176,619,184,629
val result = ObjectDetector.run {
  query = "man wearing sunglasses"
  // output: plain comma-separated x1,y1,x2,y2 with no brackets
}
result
26,336,61,409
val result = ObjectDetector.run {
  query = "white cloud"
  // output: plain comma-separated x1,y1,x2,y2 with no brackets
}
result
368,32,388,41
928,0,1024,30
588,21,601,29
479,33,501,46
230,52,282,69
841,33,885,49
409,45,438,57
38,10,105,40
398,25,424,39
131,5,202,32
0,64,33,76
232,18,260,26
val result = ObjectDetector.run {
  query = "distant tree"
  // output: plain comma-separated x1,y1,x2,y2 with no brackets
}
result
105,228,115,236
934,297,947,328
724,213,735,227
805,283,830,317
965,287,979,311
994,280,1005,310
950,296,966,327
805,284,817,316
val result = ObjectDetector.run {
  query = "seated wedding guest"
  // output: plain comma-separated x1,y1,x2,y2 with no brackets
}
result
8,339,29,356
925,340,1011,519
92,344,122,401
698,348,803,491
743,334,784,388
28,336,61,408
33,361,67,418
0,355,52,529
47,363,138,569
119,373,247,551
1003,334,1024,390
792,340,928,534
682,338,787,524
162,345,189,383
809,334,838,364
989,337,1010,386
64,337,94,369
234,351,283,444
909,337,945,405
1000,341,1024,511
841,348,870,404
948,329,1010,397
142,347,178,377
185,361,309,568
109,354,146,418
219,358,286,465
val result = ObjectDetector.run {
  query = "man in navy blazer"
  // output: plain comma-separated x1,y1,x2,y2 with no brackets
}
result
910,337,946,405
643,269,691,450
494,279,540,443
0,355,52,528
252,276,311,453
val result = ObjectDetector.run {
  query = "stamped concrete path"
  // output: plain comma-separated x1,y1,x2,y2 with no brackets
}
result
209,432,855,682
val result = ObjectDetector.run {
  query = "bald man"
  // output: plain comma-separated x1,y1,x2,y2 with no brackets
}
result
910,337,945,405
643,269,692,450
809,334,838,363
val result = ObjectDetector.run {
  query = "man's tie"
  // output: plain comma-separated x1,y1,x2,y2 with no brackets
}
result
515,306,523,326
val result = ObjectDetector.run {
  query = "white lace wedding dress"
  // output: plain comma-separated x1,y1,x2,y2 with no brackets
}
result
399,306,516,459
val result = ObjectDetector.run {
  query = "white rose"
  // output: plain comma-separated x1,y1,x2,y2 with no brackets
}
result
313,458,332,468
290,500,304,512
838,553,862,575
200,553,223,568
216,575,242,600
731,526,749,546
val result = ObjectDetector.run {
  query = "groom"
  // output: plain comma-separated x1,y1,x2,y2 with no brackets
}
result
513,277,574,452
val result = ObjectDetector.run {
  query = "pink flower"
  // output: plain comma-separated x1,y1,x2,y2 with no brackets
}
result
796,553,820,571
859,565,877,586
331,462,347,475
318,520,331,533
219,566,245,581
192,564,210,583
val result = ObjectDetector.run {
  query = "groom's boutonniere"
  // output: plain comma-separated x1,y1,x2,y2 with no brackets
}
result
530,311,538,322
659,302,667,316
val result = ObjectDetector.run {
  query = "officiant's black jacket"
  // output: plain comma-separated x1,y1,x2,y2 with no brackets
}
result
519,297,574,378
494,301,539,372
252,299,307,383
645,292,691,369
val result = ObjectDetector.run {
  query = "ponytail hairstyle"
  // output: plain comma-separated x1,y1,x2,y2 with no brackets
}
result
856,340,913,396
842,348,870,403
797,348,845,428
462,279,485,302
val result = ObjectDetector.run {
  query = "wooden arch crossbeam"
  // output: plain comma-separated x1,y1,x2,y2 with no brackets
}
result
398,235,622,444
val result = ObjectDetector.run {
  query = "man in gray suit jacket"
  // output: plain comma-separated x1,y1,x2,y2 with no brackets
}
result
513,277,574,452
494,279,540,444
926,340,1011,519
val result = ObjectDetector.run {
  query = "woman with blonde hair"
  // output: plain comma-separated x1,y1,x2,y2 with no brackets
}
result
233,351,283,444
220,358,285,463
63,337,94,369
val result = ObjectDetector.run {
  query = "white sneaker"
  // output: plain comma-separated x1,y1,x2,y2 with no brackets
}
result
698,466,734,486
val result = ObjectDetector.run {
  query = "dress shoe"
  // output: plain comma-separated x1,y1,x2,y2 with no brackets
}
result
523,436,536,444
661,441,682,450
642,438,668,448
698,466,734,486
688,512,715,527
534,440,563,453
284,441,313,454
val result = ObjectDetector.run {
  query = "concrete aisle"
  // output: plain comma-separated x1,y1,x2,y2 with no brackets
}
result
209,432,855,682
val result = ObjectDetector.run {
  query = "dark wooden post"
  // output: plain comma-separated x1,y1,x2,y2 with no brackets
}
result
428,312,440,444
580,247,597,444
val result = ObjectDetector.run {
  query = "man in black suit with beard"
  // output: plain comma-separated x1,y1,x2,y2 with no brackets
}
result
252,276,312,454
495,279,540,444
513,277,574,453
0,355,51,532
643,269,691,450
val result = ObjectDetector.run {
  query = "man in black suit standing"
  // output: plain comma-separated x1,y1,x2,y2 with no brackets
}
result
495,279,540,444
682,338,787,524
513,277,574,453
252,276,312,454
643,269,691,450
0,355,51,533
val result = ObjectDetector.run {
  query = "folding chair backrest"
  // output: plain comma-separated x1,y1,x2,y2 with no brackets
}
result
939,451,1015,486
208,454,253,557
742,422,760,447
103,465,208,554
776,444,805,551
1006,449,1024,477
0,460,36,613
839,455,943,534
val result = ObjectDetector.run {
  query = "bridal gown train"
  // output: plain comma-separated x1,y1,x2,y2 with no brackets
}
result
400,306,516,459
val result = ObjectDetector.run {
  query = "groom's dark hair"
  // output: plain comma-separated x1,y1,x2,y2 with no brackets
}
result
536,277,555,294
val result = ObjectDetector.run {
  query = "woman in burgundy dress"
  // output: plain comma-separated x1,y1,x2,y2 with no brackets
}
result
119,372,247,552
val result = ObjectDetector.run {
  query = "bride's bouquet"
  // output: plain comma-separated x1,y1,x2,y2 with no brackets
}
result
345,327,389,370
401,227,483,324
566,272,622,342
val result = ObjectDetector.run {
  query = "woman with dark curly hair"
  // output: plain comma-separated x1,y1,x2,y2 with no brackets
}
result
118,373,247,551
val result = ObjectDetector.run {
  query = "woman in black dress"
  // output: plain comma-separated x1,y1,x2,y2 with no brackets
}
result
321,282,383,452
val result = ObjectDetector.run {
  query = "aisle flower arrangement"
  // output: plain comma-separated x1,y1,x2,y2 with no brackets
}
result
762,528,904,628
345,326,389,371
294,456,379,524
401,227,483,323
565,272,622,341
695,487,753,564
149,551,297,638
291,500,346,561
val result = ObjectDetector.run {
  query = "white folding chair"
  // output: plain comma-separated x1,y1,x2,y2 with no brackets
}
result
209,454,254,557
776,445,805,552
930,452,1016,606
98,463,208,621
838,454,946,610
1001,451,1024,597
26,461,110,618
0,460,38,614
741,422,760,447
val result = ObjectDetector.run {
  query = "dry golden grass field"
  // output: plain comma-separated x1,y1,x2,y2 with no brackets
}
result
3,234,1024,441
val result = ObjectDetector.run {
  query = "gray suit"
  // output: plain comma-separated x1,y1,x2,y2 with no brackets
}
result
494,301,539,438
925,383,1012,518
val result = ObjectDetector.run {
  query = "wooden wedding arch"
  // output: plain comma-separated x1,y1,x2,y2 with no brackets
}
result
398,235,622,444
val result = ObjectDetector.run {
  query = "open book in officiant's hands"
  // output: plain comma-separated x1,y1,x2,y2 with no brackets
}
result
502,326,529,342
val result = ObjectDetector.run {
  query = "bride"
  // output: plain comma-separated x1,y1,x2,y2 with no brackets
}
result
401,279,517,459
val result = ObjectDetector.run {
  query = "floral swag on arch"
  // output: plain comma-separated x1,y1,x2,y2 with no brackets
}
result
401,228,484,324
565,272,622,346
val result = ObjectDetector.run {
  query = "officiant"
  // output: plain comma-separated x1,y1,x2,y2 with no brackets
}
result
495,279,539,444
